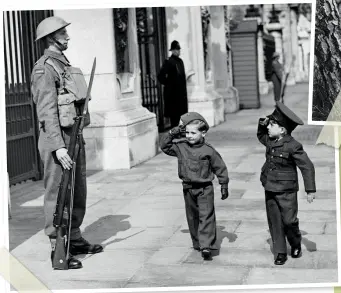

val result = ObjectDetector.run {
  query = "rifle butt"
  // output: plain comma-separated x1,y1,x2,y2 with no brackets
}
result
52,227,69,270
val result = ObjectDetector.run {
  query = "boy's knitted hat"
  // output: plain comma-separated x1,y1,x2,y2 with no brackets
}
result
180,112,209,131
267,101,304,134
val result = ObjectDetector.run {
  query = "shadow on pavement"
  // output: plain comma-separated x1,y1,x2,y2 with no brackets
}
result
81,214,132,247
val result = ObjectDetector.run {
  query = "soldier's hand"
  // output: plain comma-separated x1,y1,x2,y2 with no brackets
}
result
221,188,229,200
307,192,315,203
56,148,73,170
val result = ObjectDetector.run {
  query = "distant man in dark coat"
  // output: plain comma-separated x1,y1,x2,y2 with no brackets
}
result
271,52,284,103
257,101,316,266
157,40,188,127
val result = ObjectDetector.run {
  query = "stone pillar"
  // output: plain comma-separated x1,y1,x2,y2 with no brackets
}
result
265,5,284,63
209,6,239,113
165,6,224,127
244,5,269,95
278,4,295,86
289,4,301,83
266,26,284,63
54,9,158,170
297,13,311,81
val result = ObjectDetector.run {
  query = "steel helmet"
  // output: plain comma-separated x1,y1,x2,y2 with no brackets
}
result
35,16,70,41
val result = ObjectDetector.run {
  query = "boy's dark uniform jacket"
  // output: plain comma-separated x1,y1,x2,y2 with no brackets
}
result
160,132,229,188
257,118,316,193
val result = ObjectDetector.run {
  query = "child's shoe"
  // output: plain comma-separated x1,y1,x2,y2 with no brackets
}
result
201,248,211,260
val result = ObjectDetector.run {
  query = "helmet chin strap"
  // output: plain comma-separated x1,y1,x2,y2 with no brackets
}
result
52,36,67,51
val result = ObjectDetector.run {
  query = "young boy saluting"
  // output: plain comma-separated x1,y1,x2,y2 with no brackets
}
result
257,101,316,265
161,112,229,260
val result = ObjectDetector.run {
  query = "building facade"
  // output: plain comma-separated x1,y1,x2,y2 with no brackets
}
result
3,4,311,183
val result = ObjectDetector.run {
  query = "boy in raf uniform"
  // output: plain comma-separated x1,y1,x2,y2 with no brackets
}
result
257,101,316,265
161,112,229,260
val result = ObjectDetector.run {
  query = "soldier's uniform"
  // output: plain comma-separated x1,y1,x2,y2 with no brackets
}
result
31,49,87,241
161,112,229,253
31,16,102,269
257,102,316,261
271,52,284,102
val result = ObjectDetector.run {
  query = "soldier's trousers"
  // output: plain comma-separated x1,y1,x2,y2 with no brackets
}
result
265,191,302,255
183,184,217,250
38,128,87,241
273,80,282,101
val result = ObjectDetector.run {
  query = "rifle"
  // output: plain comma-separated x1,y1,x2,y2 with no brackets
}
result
51,58,96,270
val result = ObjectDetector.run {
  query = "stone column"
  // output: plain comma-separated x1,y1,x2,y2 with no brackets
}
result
244,5,269,95
265,5,284,63
266,25,284,63
289,4,301,83
165,6,224,126
297,13,311,81
278,4,295,86
55,9,158,170
209,6,239,113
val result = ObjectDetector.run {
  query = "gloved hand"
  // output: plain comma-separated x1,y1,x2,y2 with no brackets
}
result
169,126,182,137
221,188,229,200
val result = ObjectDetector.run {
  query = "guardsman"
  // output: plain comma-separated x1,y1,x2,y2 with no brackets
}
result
257,101,316,265
161,112,229,260
157,40,188,127
31,16,103,269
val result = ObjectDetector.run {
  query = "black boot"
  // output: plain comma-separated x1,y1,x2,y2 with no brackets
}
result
70,237,103,255
274,253,287,265
201,248,212,260
291,245,302,258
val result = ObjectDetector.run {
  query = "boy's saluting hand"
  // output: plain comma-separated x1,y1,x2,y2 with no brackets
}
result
221,188,229,200
307,192,315,204
259,117,269,126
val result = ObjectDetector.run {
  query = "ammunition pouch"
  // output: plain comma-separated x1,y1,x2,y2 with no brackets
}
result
46,58,91,128
57,93,77,128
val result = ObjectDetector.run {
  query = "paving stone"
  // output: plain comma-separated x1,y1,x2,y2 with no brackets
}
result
299,199,337,211
126,263,250,287
147,247,192,265
104,227,179,250
325,222,337,234
245,268,338,285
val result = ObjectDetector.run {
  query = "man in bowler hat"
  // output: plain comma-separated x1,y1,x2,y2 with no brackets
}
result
257,102,316,265
157,40,188,127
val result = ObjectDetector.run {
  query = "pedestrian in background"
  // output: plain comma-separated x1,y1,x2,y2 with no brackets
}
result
257,101,316,265
157,40,188,127
271,52,284,103
160,112,229,260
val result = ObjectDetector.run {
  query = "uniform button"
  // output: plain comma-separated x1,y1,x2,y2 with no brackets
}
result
271,156,273,158
272,150,274,152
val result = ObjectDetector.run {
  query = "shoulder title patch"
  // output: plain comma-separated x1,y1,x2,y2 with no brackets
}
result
35,68,45,74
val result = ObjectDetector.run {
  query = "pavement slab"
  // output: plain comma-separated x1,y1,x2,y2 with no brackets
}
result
245,268,338,285
126,263,250,287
